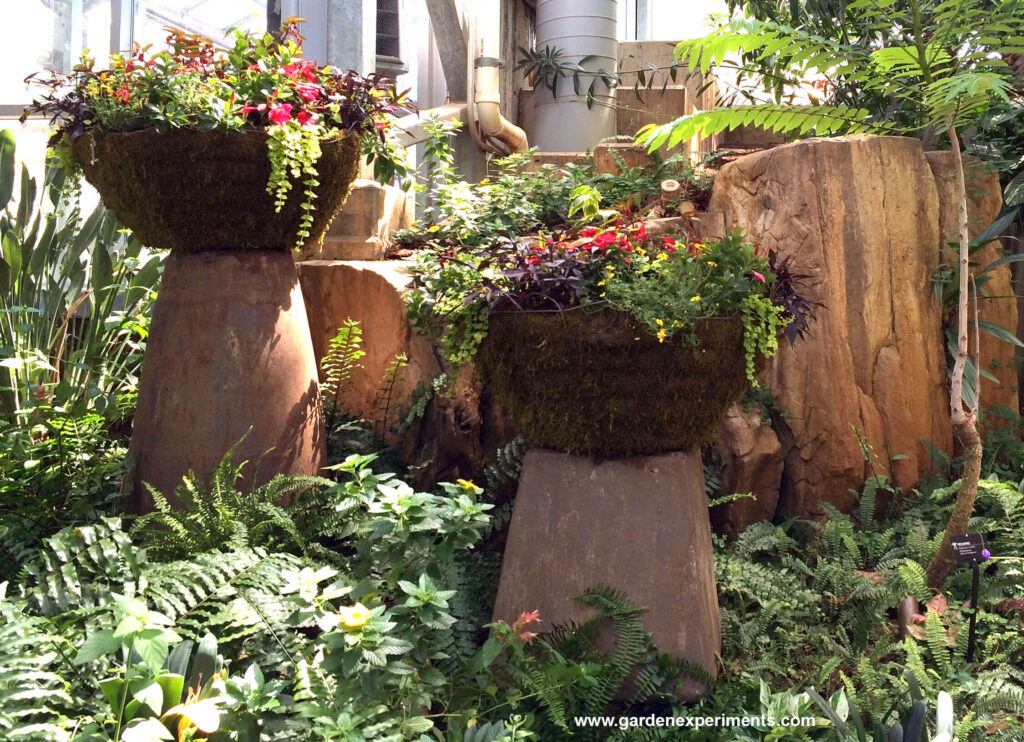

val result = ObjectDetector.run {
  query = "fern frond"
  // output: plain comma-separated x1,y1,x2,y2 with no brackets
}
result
637,104,887,154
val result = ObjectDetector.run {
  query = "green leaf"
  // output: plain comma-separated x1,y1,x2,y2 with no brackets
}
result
121,718,174,742
402,716,434,734
130,679,165,717
969,211,1017,253
2,232,21,277
92,240,115,297
155,673,185,712
75,629,123,665
134,631,171,673
0,129,14,209
1004,169,1024,207
470,637,504,672
99,676,126,709
975,320,1024,348
417,666,446,685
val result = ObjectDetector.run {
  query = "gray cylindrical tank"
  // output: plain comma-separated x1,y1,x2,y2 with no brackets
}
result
533,0,618,152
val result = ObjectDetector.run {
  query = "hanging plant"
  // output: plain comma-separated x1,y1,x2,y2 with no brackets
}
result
23,18,412,250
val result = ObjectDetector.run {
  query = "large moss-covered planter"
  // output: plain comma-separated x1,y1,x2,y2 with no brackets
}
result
67,128,362,508
71,129,361,252
477,309,751,458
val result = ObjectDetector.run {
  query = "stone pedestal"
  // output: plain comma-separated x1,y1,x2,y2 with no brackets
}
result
129,250,326,509
493,449,720,700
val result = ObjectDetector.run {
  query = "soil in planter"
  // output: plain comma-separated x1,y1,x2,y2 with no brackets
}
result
477,308,751,458
72,129,361,252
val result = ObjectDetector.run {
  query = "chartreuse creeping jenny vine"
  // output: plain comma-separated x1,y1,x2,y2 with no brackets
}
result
267,122,323,245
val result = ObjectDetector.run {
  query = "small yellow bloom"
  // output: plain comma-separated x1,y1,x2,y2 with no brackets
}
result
339,603,370,630
656,252,668,261
427,225,441,233
636,247,647,256
600,292,606,298
707,261,717,267
657,328,667,343
655,318,664,327
456,478,477,490
690,296,701,302
597,279,606,286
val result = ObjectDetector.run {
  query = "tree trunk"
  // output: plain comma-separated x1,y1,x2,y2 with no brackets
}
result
925,120,982,590
926,419,983,588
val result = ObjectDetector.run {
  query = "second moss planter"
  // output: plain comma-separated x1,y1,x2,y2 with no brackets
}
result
477,308,750,458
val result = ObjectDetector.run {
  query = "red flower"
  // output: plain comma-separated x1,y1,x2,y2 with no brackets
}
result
581,227,598,237
247,64,261,72
268,103,293,124
299,61,318,82
241,102,266,115
114,85,130,104
634,222,647,239
594,232,616,248
295,82,321,102
296,109,314,126
752,271,766,283
282,63,299,77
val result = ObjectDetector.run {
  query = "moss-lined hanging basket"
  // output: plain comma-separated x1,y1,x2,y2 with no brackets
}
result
71,129,362,252
477,308,752,458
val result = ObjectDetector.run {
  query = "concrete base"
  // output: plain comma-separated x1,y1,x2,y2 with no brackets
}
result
129,250,326,510
295,179,412,261
493,449,721,700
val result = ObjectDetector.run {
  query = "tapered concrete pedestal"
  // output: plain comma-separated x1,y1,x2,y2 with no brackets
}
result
493,449,720,700
129,250,326,510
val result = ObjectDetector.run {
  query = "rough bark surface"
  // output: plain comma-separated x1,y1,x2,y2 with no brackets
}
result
708,135,953,518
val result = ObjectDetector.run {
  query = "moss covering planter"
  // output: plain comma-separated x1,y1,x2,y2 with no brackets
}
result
71,129,361,252
477,308,751,458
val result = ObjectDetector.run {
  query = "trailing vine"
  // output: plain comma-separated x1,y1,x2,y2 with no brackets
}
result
267,122,323,249
741,293,789,385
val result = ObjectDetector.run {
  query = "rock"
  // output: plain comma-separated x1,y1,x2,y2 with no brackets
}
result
130,251,325,510
708,136,954,516
296,260,441,426
295,179,412,261
493,449,720,700
926,152,1019,428
711,404,784,538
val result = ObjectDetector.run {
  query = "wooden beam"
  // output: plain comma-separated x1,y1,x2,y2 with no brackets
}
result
424,0,468,101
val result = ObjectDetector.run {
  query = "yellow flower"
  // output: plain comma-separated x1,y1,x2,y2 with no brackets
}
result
656,252,668,261
339,603,370,630
428,225,441,233
600,292,606,298
690,296,701,302
597,279,606,286
657,328,667,343
636,247,647,256
456,478,477,490
706,261,717,267
655,318,664,327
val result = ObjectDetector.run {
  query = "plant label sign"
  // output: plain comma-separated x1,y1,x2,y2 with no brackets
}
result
950,534,985,564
